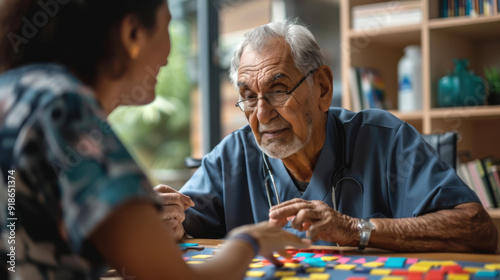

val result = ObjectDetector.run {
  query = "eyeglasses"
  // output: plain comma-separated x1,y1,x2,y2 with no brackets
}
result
235,68,317,112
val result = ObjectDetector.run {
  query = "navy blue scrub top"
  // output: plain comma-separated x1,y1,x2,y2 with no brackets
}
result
180,108,479,245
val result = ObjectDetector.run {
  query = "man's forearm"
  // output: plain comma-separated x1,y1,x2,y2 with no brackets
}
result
368,202,497,253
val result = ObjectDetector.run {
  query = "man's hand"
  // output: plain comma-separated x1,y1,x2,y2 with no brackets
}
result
268,198,357,246
154,184,195,241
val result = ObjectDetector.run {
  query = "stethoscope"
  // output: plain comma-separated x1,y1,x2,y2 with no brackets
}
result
262,113,362,210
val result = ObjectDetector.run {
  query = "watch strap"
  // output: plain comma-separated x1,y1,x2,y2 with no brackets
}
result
358,219,375,250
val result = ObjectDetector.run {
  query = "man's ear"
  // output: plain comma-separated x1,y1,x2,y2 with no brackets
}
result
120,14,143,59
316,65,334,112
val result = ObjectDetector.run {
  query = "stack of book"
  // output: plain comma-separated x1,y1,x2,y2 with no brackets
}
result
457,156,500,209
351,0,422,31
440,0,499,18
349,67,388,111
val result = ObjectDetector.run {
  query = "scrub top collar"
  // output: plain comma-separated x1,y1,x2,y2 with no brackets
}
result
263,111,342,207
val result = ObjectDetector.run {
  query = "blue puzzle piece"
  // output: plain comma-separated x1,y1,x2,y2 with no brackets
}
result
476,271,499,277
179,243,199,247
302,257,326,267
295,253,315,258
384,257,406,268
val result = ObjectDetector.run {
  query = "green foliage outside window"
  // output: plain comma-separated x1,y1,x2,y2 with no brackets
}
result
108,20,192,171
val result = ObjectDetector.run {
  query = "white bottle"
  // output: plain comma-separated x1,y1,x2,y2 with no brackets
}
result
398,45,422,112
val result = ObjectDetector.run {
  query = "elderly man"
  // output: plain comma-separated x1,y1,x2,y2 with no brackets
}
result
157,20,497,252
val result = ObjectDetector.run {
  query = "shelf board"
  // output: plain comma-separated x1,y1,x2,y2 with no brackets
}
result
488,208,500,219
349,24,421,47
429,14,500,39
429,106,500,119
387,110,424,121
386,106,500,121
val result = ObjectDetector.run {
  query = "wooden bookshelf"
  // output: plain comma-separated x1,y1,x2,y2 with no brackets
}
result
340,0,500,230
341,0,500,159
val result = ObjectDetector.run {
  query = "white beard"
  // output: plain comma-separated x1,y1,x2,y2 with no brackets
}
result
257,123,312,159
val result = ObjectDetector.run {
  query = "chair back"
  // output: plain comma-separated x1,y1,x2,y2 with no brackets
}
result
184,157,202,168
421,131,458,170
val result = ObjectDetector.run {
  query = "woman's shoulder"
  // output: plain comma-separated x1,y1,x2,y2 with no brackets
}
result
0,63,93,100
0,63,100,124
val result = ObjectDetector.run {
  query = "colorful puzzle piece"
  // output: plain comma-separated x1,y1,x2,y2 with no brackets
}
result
309,272,331,279
385,257,406,268
371,269,393,275
191,254,212,259
353,258,367,264
306,267,326,273
246,270,266,277
321,256,339,261
303,258,327,267
335,264,357,270
295,252,316,258
363,261,385,268
477,270,499,277
274,270,296,277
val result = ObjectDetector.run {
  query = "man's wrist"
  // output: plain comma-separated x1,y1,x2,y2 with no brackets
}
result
357,219,375,250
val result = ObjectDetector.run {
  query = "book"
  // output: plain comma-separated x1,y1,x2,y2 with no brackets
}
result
352,1,422,30
440,0,488,17
484,0,492,14
467,160,494,208
352,11,422,30
458,162,477,194
487,164,500,202
441,0,449,17
352,0,421,15
491,165,500,193
479,158,500,207
358,67,387,110
471,0,479,16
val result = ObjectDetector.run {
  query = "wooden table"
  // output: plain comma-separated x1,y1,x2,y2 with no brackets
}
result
186,239,500,263
101,239,500,279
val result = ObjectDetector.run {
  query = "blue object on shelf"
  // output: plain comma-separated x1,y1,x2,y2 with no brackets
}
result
437,59,486,107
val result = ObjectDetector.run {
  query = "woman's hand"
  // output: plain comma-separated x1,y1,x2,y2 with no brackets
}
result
227,221,311,265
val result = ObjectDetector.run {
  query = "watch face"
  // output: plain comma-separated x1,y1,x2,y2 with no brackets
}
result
358,219,375,231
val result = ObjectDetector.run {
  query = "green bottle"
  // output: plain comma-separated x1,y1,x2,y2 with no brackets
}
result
437,59,485,107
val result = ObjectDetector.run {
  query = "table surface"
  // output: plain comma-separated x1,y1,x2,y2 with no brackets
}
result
186,239,500,263
101,238,500,279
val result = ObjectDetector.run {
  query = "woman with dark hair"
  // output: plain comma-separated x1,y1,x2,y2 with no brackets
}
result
0,1,310,279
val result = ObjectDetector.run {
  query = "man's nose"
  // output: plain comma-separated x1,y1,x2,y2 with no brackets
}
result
255,98,277,124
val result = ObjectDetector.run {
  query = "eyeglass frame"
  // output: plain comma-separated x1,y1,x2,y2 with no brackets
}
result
234,68,318,112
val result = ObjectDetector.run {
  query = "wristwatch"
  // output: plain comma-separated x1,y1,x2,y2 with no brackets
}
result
357,219,375,250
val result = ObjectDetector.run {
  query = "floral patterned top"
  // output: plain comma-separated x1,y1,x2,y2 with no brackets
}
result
0,64,161,280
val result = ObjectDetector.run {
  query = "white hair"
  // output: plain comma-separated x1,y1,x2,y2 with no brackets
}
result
229,18,326,87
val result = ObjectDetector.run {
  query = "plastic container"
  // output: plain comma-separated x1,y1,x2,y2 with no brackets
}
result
398,45,422,112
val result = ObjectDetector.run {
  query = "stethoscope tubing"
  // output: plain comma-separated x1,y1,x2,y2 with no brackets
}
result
262,114,362,210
